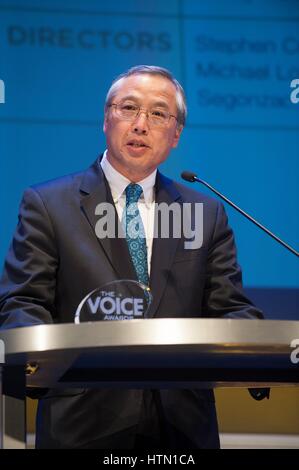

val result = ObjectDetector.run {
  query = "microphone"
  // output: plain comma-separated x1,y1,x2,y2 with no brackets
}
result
181,171,299,257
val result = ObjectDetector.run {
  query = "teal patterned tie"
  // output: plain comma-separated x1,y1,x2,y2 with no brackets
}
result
124,183,149,287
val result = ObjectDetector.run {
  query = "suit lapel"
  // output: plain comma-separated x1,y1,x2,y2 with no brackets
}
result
148,172,182,318
79,158,137,282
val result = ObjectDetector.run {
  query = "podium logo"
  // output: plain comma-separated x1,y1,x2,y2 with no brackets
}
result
0,79,5,104
0,339,5,364
290,339,299,364
87,292,144,320
290,79,299,104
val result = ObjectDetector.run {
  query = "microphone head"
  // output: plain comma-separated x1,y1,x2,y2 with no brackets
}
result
181,171,197,183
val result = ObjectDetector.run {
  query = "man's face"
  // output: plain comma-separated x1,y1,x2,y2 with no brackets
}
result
103,74,183,181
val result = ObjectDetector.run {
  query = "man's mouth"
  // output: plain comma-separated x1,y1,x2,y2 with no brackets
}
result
126,140,149,148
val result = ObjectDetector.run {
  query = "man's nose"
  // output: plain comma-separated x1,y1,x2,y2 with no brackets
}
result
132,110,149,135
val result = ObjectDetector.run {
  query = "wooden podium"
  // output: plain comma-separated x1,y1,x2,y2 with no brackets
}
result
1,318,299,448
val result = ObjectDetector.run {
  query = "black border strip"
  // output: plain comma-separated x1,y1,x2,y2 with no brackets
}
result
0,5,299,22
245,287,299,320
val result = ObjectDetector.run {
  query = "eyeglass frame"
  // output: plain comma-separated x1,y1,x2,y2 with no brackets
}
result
107,102,178,126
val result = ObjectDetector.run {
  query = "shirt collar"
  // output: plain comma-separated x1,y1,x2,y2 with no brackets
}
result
100,150,156,207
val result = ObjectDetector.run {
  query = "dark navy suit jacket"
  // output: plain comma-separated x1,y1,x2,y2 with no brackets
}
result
0,158,263,448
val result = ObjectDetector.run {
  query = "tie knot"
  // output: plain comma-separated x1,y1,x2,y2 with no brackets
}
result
125,183,143,204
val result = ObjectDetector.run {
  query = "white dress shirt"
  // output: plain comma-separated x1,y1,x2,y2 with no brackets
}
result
100,151,156,275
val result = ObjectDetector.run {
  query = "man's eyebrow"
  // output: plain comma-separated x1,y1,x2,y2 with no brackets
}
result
120,95,139,102
120,96,169,108
151,100,169,109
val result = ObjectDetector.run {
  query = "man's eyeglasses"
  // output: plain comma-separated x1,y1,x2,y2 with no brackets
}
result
108,103,177,127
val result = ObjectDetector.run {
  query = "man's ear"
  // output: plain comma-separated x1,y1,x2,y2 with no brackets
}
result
172,125,183,148
103,113,108,133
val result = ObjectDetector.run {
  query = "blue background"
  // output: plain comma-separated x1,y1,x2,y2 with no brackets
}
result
0,0,298,318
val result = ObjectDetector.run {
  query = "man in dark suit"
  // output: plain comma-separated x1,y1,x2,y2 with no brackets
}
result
0,65,264,449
